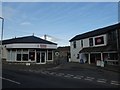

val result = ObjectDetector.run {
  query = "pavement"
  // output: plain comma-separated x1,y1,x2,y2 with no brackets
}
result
46,62,120,73
2,62,120,73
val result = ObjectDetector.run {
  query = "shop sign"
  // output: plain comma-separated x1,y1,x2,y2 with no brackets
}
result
37,44,47,48
96,60,101,66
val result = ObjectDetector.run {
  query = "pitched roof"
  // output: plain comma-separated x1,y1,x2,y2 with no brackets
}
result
69,23,120,42
2,35,57,45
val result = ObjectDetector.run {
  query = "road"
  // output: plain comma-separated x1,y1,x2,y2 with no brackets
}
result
2,68,119,88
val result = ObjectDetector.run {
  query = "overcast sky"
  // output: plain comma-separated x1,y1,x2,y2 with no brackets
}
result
1,1,118,46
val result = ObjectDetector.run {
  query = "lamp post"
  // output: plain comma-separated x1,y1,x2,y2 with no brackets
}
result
0,17,4,63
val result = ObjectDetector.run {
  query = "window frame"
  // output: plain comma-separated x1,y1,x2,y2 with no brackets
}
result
73,41,76,48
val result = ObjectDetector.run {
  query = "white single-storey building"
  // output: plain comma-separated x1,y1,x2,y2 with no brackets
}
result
1,35,57,64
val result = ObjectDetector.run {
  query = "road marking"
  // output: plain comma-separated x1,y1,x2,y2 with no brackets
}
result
48,72,56,75
56,73,65,76
64,74,74,78
111,81,120,86
0,77,21,85
84,77,95,81
41,71,48,74
97,79,107,83
73,75,84,79
66,74,74,77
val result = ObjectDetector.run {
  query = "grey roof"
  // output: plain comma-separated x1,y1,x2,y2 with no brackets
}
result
2,35,57,45
79,44,117,53
69,23,120,42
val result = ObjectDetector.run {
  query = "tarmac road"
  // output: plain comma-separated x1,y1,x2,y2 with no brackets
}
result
2,68,119,88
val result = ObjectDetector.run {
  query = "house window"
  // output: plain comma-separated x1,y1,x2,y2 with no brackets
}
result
89,38,93,46
95,36,104,45
48,50,52,60
73,41,76,48
77,54,79,59
81,40,83,47
108,31,117,44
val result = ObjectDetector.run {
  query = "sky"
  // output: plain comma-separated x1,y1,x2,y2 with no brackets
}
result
0,1,119,46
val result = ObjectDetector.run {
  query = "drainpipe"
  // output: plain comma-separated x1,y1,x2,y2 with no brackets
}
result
116,29,120,66
88,53,91,64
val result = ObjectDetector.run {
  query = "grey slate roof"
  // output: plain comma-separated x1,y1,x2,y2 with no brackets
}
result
2,35,57,45
69,23,120,42
79,44,117,53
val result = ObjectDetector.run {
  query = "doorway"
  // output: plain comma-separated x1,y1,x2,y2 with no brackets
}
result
36,51,46,64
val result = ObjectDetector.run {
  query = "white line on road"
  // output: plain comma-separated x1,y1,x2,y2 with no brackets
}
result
73,75,84,79
97,79,107,83
0,77,21,85
48,72,56,75
111,81,120,86
56,73,65,76
84,77,95,81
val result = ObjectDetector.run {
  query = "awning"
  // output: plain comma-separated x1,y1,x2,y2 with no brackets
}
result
79,45,117,53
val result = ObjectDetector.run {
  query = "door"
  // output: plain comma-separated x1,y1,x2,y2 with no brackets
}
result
36,52,40,63
41,52,46,64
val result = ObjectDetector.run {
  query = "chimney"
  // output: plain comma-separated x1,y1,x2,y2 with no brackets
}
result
44,34,47,40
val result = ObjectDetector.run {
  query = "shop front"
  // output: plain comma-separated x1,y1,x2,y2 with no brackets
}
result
2,36,57,64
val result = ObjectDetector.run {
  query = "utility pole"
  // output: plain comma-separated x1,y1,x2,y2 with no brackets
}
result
117,29,120,66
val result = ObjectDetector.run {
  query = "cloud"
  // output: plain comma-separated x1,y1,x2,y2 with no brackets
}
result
20,21,31,25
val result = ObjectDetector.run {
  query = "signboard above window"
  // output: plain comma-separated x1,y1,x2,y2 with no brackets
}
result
95,36,104,45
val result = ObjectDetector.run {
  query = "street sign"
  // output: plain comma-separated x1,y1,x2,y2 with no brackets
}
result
55,52,59,56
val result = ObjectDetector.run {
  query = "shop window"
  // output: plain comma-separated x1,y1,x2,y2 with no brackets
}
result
23,54,28,61
17,54,21,61
11,49,16,61
17,50,21,61
7,50,11,60
108,53,118,60
22,49,28,61
29,52,35,61
73,41,76,48
48,50,52,60
89,38,93,46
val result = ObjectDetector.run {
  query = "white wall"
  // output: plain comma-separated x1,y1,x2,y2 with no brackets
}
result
70,40,82,62
82,34,107,48
70,34,107,62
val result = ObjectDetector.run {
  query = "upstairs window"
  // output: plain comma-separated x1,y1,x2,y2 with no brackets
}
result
95,36,104,45
81,40,83,47
89,38,93,46
73,41,76,48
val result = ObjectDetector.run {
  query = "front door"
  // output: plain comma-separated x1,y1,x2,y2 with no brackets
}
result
41,52,46,64
36,51,46,64
36,52,40,63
